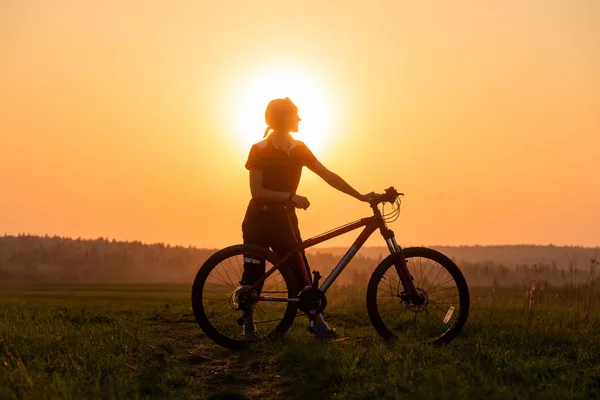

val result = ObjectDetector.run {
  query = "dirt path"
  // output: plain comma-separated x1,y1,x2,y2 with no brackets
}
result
157,312,288,400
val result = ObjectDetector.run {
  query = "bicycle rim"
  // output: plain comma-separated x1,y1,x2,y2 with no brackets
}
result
192,245,297,349
368,247,469,344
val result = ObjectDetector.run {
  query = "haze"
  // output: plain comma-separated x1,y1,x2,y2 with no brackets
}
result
1,1,599,248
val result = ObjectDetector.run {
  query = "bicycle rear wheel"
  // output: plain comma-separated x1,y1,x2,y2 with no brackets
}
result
367,247,469,345
191,244,298,350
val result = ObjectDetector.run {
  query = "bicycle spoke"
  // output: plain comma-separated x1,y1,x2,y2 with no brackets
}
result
202,299,229,308
426,309,448,330
382,271,401,289
427,277,456,293
206,271,233,290
214,263,234,288
377,306,405,317
264,278,286,292
201,288,231,297
209,309,236,325
264,270,283,285
429,294,459,303
378,278,398,297
426,265,445,290
223,257,238,287
201,297,229,303
213,264,236,290
427,301,450,314
204,282,231,292
418,257,431,287
234,255,244,281
427,286,458,295
429,300,459,309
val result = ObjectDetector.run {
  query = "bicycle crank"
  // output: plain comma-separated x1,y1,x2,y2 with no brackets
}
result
297,286,327,315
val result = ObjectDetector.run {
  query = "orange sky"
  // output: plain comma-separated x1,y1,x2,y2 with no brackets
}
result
1,1,599,248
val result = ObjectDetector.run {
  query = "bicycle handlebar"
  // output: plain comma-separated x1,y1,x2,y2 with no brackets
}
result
369,187,404,206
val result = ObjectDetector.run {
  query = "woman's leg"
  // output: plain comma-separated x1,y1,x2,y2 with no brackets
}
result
269,209,336,337
241,208,269,292
269,209,311,288
240,207,271,339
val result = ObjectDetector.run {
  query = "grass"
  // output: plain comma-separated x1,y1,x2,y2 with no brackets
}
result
0,283,598,399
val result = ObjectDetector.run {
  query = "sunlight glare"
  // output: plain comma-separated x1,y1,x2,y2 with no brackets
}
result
232,65,335,156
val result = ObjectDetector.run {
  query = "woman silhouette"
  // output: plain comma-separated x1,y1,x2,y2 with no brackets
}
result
240,97,376,340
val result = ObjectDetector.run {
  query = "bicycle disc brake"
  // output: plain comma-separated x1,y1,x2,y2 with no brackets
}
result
400,288,429,312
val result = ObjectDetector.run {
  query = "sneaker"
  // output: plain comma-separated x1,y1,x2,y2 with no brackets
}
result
243,322,258,341
307,321,339,340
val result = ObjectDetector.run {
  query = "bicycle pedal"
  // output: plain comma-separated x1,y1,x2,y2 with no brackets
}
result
312,270,321,287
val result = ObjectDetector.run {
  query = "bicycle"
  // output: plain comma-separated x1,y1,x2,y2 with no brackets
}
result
191,187,470,350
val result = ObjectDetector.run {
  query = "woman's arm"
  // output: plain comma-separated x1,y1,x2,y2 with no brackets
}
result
249,169,310,208
307,160,375,202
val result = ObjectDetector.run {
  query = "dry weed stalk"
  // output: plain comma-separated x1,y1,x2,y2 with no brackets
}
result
525,280,537,329
490,278,500,304
522,264,542,329
581,252,598,328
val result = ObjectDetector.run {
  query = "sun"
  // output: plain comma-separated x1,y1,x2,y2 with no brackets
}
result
231,65,335,156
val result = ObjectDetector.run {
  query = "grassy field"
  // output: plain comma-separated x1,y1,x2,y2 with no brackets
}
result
0,283,598,399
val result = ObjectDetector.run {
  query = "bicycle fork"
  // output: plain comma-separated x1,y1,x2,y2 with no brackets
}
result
385,234,425,306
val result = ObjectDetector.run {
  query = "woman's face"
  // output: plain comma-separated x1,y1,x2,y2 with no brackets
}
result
283,111,301,133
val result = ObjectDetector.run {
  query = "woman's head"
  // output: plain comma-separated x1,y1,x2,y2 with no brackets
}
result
264,98,301,137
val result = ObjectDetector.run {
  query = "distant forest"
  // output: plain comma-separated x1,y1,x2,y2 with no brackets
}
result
0,235,597,287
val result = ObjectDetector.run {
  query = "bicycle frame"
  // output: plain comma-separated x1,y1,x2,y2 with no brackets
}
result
249,204,422,302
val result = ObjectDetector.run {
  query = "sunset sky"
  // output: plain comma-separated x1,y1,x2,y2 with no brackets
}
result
2,1,599,249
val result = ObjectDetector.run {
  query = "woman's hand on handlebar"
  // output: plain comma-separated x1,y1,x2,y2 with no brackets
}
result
291,194,310,210
359,192,380,202
367,187,403,205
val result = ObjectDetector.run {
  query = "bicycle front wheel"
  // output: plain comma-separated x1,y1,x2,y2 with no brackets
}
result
367,247,469,345
191,244,298,350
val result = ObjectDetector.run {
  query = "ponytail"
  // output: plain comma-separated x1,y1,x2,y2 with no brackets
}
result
263,127,271,138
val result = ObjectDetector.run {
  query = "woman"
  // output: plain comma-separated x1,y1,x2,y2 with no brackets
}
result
240,97,376,340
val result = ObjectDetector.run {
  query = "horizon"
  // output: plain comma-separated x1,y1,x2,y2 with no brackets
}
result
2,232,597,251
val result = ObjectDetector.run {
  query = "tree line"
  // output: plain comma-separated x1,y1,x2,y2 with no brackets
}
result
0,235,597,287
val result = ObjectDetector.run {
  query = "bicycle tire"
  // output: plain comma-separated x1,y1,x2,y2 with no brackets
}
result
191,244,298,350
366,247,470,345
